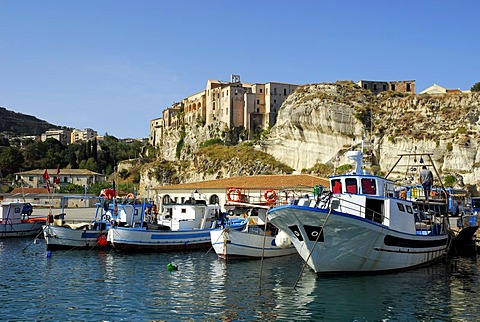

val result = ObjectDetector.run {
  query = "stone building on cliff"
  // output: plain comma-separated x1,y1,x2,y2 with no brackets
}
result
356,80,416,95
149,75,298,148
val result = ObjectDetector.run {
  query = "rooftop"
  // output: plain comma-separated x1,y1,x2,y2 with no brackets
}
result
154,174,329,191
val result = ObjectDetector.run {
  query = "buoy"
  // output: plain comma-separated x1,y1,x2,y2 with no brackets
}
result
97,234,108,247
274,230,291,249
167,262,178,272
46,251,52,258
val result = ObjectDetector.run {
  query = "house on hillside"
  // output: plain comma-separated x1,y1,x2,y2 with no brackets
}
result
14,168,105,189
419,84,470,94
151,174,329,213
41,129,71,145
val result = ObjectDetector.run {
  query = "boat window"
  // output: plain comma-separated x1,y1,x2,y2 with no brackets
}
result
406,205,413,213
397,203,405,212
345,178,358,194
472,199,480,208
332,179,342,194
361,178,376,195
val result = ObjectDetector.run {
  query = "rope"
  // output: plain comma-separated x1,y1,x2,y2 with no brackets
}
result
258,215,269,290
21,228,45,253
293,197,335,290
205,228,228,255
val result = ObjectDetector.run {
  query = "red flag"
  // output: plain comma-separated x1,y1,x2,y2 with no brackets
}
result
43,169,50,180
55,166,60,185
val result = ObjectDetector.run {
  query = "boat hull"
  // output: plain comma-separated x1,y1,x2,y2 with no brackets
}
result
108,227,216,252
210,229,297,259
268,205,450,275
0,221,44,238
43,225,108,250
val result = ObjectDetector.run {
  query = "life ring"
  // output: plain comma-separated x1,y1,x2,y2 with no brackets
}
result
126,193,135,199
226,188,242,202
264,189,277,203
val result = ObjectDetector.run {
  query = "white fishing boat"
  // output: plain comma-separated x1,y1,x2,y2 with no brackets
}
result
108,194,246,252
210,207,296,259
0,202,46,238
267,151,451,275
43,196,151,250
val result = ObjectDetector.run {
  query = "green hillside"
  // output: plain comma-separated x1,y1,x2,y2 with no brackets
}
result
0,107,59,135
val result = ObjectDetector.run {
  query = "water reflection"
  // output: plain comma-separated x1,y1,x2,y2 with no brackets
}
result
1,238,480,321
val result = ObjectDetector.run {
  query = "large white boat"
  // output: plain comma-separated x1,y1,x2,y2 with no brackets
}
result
43,197,150,250
210,207,296,259
0,202,45,238
108,195,246,252
267,151,451,275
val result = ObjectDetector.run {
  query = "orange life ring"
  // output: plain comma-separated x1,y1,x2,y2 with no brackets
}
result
264,189,277,203
226,188,242,202
126,193,135,199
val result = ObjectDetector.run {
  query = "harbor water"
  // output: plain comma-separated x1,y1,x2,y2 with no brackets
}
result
1,238,480,321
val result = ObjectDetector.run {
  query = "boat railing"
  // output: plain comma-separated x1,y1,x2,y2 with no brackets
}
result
326,194,388,224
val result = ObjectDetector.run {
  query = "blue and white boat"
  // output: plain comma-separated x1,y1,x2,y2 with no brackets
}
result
108,195,246,252
43,197,150,250
267,151,451,275
0,202,46,238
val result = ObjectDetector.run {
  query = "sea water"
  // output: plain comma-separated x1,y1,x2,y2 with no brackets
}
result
1,238,479,321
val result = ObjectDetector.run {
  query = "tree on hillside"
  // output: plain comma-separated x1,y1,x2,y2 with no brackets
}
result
471,82,480,92
0,147,25,178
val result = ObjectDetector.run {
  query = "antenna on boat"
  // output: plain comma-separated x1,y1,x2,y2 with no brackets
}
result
346,150,363,174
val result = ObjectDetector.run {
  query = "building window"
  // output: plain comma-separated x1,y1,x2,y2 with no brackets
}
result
391,84,396,91
363,84,367,89
383,85,387,90
257,99,260,104
259,88,263,93
28,176,33,181
406,83,411,92
209,194,220,205
373,84,377,91
284,88,287,95
257,108,260,113
235,89,238,95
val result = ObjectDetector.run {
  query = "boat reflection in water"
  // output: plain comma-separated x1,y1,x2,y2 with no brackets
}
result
2,238,480,320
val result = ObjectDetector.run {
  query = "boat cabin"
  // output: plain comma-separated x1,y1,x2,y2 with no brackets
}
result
330,174,393,197
158,200,221,230
0,202,30,224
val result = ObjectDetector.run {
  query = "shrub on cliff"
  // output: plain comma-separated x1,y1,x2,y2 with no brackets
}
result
471,82,480,92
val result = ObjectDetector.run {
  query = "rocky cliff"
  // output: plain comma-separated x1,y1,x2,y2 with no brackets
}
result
262,82,480,193
137,82,480,194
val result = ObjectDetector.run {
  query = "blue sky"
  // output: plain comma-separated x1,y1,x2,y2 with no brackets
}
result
1,0,478,138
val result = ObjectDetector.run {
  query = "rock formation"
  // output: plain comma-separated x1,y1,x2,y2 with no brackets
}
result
137,81,480,195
